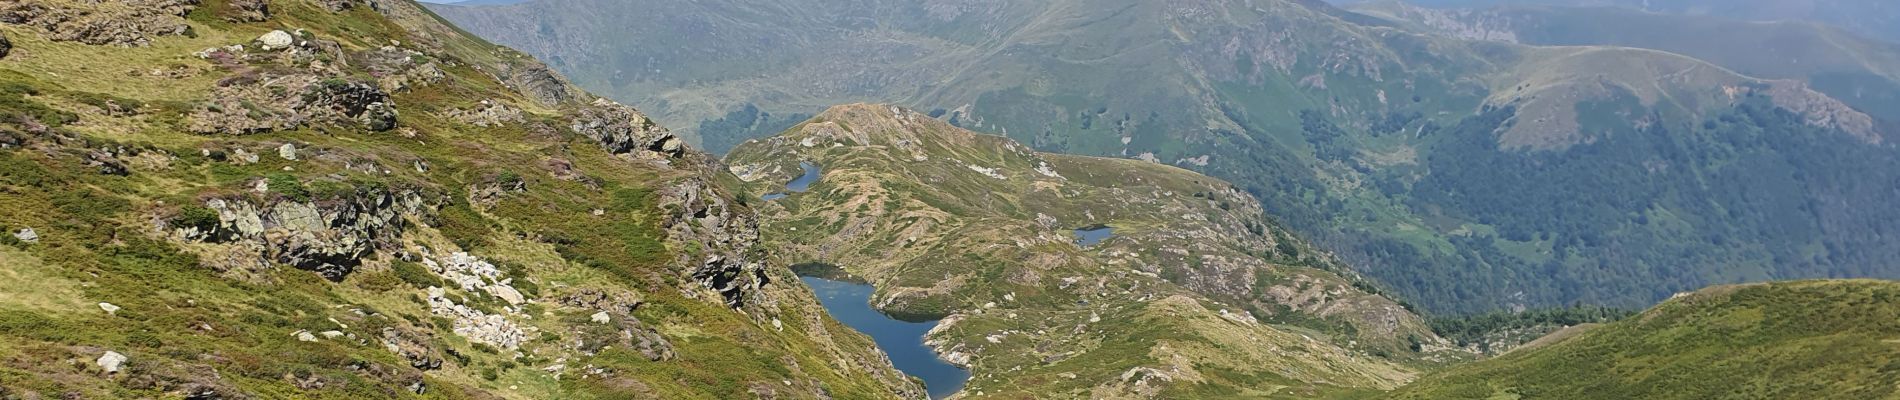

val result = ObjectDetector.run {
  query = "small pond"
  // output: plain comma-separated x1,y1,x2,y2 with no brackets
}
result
799,275,969,399
1074,225,1114,247
762,162,822,200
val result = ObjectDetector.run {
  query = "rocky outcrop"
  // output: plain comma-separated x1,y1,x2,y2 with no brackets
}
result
497,62,574,106
1764,81,1883,144
570,99,683,159
176,189,427,281
189,74,398,135
658,177,769,308
0,0,199,47
223,0,270,23
380,327,444,370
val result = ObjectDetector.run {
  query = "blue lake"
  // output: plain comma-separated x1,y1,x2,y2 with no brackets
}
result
786,162,821,192
1075,226,1113,247
763,162,822,200
799,276,969,399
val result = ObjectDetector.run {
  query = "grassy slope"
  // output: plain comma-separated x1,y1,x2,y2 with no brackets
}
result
727,104,1458,398
1386,280,1900,400
0,1,914,398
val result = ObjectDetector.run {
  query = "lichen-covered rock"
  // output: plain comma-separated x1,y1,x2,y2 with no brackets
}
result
97,351,127,374
446,99,523,127
380,327,443,370
179,189,427,281
499,62,573,106
257,30,294,50
571,308,675,361
0,0,199,47
570,99,682,159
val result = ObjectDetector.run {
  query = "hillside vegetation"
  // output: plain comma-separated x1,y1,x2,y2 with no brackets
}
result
0,1,918,398
1387,280,1900,399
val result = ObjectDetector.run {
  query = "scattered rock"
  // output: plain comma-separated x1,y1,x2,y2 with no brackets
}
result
277,143,298,161
295,330,319,342
590,312,611,324
446,100,524,127
426,287,530,349
12,227,37,243
97,351,126,373
0,32,11,59
425,252,528,305
98,302,120,315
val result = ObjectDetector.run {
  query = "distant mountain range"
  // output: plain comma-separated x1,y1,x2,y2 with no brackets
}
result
1336,0,1900,44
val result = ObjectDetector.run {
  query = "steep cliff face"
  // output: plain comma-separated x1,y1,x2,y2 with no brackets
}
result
728,104,1454,398
0,0,918,398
